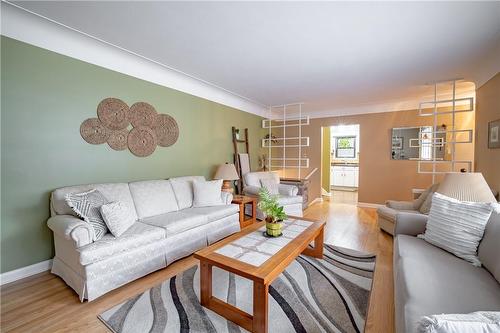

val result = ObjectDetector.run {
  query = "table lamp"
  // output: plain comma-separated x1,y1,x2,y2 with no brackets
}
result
214,163,240,193
437,172,496,203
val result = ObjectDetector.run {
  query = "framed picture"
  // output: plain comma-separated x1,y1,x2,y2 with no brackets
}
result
392,136,403,150
488,119,500,149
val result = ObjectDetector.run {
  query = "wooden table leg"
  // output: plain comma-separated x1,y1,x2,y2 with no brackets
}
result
302,226,324,258
200,261,212,307
253,281,269,333
239,203,245,228
314,227,324,259
251,200,256,222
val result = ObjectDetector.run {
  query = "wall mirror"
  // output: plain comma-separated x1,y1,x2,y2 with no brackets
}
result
391,126,447,160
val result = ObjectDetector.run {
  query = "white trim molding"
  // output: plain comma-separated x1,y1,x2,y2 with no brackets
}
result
357,202,383,209
308,197,323,207
0,259,53,285
0,2,268,117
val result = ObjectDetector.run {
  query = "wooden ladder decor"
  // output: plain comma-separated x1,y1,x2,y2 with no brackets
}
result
232,127,250,194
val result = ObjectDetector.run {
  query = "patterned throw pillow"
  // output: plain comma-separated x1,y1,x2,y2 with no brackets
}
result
421,192,493,266
65,189,109,241
100,201,135,237
260,179,279,195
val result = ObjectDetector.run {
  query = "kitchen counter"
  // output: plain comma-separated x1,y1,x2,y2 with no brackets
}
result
331,163,359,167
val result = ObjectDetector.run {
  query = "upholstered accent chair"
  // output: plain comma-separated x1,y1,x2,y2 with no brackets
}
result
242,171,303,219
377,183,439,235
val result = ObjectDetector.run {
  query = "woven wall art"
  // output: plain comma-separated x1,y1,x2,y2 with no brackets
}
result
80,98,179,157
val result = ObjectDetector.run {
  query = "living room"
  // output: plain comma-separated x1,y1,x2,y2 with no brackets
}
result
1,2,499,333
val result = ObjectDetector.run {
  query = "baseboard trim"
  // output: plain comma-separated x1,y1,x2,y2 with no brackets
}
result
308,197,323,207
357,202,383,209
0,259,53,285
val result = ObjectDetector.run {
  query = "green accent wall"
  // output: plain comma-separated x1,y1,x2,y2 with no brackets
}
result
0,36,263,273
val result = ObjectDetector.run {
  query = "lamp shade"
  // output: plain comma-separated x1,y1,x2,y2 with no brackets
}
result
214,163,240,180
437,172,495,203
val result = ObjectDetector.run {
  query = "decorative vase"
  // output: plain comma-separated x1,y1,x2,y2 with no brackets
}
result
265,218,282,237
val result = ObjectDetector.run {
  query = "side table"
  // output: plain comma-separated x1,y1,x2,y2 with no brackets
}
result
231,195,256,228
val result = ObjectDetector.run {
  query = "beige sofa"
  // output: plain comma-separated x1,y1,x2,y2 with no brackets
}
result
394,207,500,333
242,171,303,219
47,176,240,301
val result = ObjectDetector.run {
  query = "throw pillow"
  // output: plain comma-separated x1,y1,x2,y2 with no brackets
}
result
421,192,493,266
100,201,135,237
170,179,194,209
260,179,279,195
418,311,500,333
65,189,109,240
419,183,440,214
192,179,224,207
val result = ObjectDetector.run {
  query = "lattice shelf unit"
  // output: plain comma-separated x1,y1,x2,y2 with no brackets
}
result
416,79,475,181
262,103,310,178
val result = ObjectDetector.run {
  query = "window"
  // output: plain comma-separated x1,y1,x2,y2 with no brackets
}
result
420,126,433,160
335,136,356,158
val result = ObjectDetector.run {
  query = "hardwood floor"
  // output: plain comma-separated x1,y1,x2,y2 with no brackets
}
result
0,198,394,333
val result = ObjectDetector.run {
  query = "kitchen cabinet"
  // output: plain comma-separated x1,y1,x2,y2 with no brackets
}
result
331,165,359,187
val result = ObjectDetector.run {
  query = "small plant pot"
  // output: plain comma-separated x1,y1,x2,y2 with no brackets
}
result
265,221,282,237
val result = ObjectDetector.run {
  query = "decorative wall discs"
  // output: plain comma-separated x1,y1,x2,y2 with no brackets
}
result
153,114,179,147
107,129,129,151
129,102,157,128
97,98,130,130
127,126,157,157
80,118,110,144
82,98,179,157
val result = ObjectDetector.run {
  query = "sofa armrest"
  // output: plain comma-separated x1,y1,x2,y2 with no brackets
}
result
243,185,261,197
47,215,94,247
220,191,233,205
386,200,417,210
278,184,299,196
394,213,428,236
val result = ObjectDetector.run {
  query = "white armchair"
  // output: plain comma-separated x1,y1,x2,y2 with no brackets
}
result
242,171,303,219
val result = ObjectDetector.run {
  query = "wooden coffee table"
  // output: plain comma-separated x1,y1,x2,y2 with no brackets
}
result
193,215,325,333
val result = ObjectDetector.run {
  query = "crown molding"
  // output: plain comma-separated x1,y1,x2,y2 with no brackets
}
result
472,41,500,89
302,88,476,120
0,2,268,117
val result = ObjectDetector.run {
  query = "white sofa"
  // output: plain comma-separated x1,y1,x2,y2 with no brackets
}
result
242,171,303,219
47,176,240,301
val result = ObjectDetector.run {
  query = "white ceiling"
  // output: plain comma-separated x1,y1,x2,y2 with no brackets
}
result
11,1,500,116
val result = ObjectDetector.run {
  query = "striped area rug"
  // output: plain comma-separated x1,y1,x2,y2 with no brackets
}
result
99,244,376,333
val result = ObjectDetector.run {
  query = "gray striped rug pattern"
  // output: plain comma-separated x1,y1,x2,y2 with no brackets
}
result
99,244,376,333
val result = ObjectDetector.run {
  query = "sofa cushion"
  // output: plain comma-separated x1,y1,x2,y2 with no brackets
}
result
260,179,279,195
129,180,179,219
170,176,205,210
419,183,440,214
77,222,165,265
100,201,136,237
185,204,239,222
140,211,208,236
192,180,224,207
422,193,493,266
478,208,500,283
377,206,420,222
243,171,280,187
51,183,138,221
277,195,303,206
394,235,500,333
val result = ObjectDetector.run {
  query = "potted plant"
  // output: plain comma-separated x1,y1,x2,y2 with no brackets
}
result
258,188,287,237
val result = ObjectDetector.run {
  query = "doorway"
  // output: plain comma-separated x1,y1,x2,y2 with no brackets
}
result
321,124,360,204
